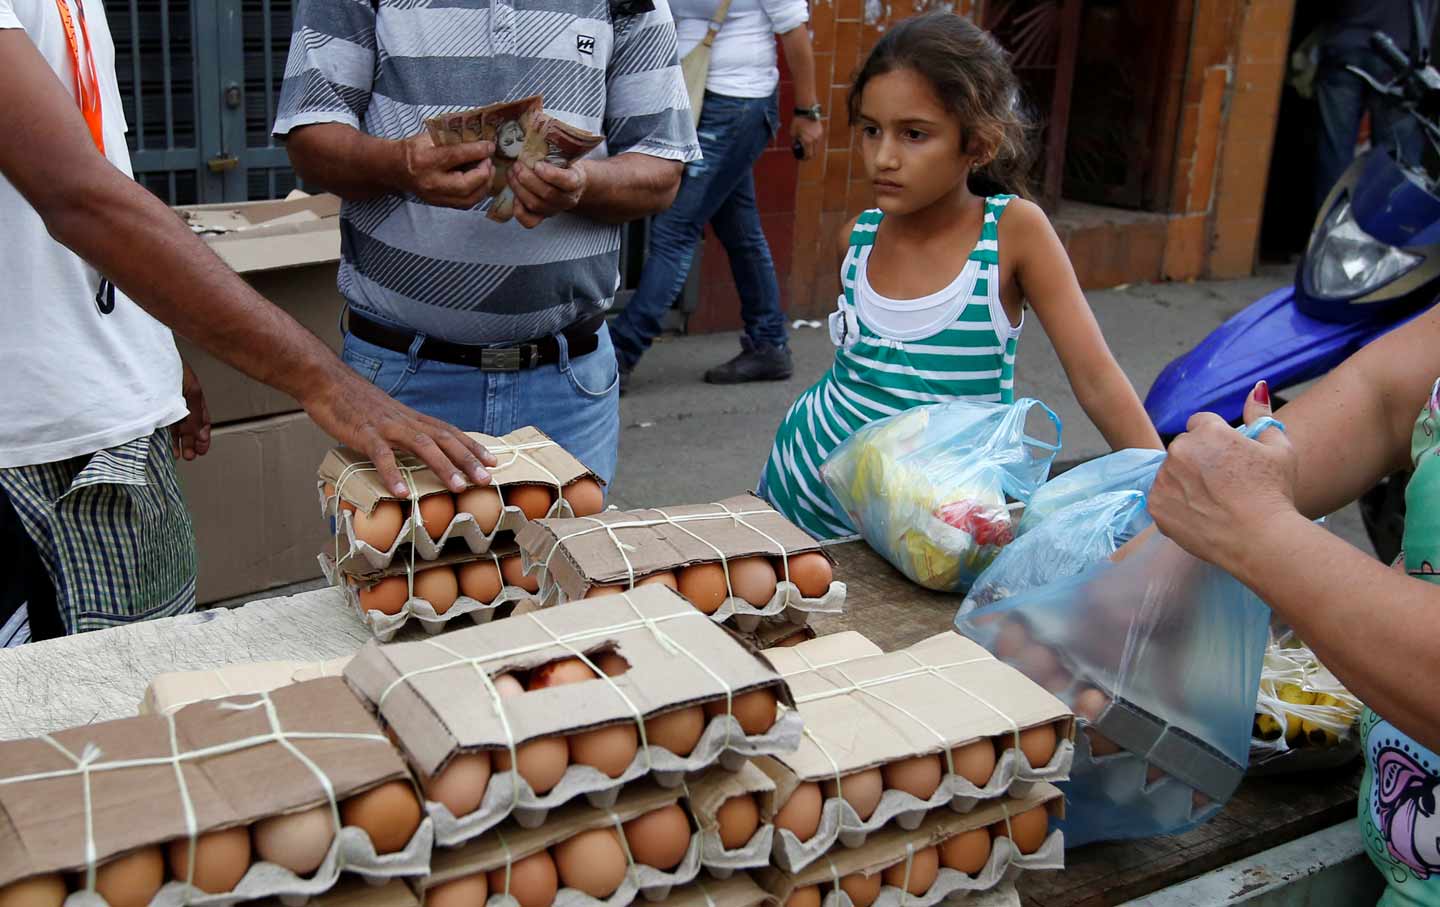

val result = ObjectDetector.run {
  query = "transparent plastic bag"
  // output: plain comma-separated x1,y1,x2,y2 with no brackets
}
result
954,419,1282,846
1016,448,1166,535
1250,629,1363,770
819,399,1062,592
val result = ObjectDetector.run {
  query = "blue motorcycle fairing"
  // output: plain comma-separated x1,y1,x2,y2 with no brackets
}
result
1351,150,1440,248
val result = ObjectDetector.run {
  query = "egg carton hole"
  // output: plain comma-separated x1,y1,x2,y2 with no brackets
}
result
584,786,623,808
640,884,675,902
513,806,550,829
894,808,926,831
705,866,738,881
718,751,748,772
731,614,762,633
652,769,685,789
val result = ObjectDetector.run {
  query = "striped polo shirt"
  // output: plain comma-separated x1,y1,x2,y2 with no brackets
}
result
274,0,700,343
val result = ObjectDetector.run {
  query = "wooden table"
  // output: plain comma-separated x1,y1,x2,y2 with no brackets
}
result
0,541,1362,906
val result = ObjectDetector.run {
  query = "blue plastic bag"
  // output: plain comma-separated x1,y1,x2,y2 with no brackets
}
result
1016,448,1166,535
954,420,1281,846
819,399,1061,592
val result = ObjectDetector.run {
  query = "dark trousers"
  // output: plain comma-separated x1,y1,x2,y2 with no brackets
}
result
0,485,63,642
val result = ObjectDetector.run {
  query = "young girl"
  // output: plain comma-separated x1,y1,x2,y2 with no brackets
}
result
761,12,1163,539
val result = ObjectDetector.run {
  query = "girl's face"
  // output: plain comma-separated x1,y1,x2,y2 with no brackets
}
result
857,68,985,215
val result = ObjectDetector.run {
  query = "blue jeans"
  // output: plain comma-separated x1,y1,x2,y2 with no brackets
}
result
611,91,787,370
340,319,621,485
1316,43,1423,211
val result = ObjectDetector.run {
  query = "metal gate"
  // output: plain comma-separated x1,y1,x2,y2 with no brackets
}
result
104,0,297,204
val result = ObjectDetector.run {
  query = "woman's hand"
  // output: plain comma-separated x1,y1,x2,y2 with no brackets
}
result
791,116,824,161
1149,382,1299,571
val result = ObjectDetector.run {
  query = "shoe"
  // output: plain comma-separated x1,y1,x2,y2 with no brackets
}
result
704,338,793,384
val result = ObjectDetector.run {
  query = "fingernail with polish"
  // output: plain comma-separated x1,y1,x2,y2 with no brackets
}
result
1255,381,1270,405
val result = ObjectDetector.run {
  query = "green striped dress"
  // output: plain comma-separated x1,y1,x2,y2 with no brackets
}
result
762,196,1020,538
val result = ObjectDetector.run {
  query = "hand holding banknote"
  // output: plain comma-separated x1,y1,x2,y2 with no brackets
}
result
398,130,495,209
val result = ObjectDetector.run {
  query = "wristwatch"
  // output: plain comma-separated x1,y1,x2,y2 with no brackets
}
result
794,104,824,121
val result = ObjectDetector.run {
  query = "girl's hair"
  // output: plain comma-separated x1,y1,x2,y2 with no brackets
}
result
848,12,1036,199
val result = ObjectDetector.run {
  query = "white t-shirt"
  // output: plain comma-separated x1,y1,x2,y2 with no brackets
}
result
672,0,808,98
0,0,184,468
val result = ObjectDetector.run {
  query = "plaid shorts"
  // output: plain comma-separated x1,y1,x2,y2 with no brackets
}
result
0,427,197,635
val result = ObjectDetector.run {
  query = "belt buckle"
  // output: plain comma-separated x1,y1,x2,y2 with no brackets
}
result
480,345,538,371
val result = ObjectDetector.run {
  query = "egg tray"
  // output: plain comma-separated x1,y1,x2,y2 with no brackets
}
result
699,823,776,879
1069,730,1221,830
323,489,543,573
684,759,778,878
319,553,536,643
412,709,803,848
816,833,1064,907
965,614,1246,805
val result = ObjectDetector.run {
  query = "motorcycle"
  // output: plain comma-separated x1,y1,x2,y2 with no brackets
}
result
1143,7,1440,560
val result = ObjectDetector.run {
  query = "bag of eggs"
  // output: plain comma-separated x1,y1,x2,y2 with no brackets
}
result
343,585,803,847
321,542,540,642
320,426,606,571
683,761,777,876
419,779,704,907
756,631,1073,873
0,678,431,907
140,657,352,717
758,785,1065,907
517,493,845,630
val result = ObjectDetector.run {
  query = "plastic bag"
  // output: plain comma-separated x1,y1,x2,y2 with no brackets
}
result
820,399,1061,592
1249,629,1363,772
1016,448,1166,535
955,419,1282,846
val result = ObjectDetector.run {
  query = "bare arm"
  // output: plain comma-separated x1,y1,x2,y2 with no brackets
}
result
779,26,825,161
285,122,497,208
1007,199,1163,451
0,30,494,493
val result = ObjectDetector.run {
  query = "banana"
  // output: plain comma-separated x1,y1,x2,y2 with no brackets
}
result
1253,713,1283,741
1278,684,1316,742
1304,694,1346,747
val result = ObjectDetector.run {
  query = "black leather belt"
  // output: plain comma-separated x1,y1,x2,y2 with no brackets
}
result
347,310,606,371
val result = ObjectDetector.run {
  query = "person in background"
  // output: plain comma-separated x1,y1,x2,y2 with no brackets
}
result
1314,0,1439,212
608,0,825,391
276,0,698,486
0,0,494,642
760,14,1161,539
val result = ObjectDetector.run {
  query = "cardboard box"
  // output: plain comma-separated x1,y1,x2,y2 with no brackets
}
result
516,494,845,627
0,678,427,899
174,193,344,425
180,412,336,604
140,656,352,716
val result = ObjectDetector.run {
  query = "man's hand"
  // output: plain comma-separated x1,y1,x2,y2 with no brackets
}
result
791,116,824,161
1149,382,1299,570
300,364,498,496
171,361,212,461
509,159,588,228
398,133,496,209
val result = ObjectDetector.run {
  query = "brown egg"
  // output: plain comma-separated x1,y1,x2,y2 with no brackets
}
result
493,673,571,794
1073,687,1110,723
881,846,939,895
166,826,251,893
488,851,558,907
423,752,493,818
414,565,460,614
1145,765,1167,786
644,706,706,756
938,828,991,876
715,794,760,850
418,493,457,541
586,584,625,599
622,804,692,870
353,501,404,551
994,619,1029,660
638,571,678,590
949,739,998,788
360,576,409,615
786,886,821,907
882,754,943,800
457,487,504,534
773,782,823,842
94,846,164,907
990,805,1049,855
562,478,605,517
0,875,66,907
839,872,882,907
726,557,778,606
427,872,488,907
500,556,539,593
458,561,503,604
999,723,1059,770
323,482,357,514
1013,643,1062,687
677,563,729,614
782,552,833,598
704,688,778,736
570,723,639,778
341,780,422,854
554,828,628,897
507,485,554,521
1085,728,1122,757
529,658,597,689
1193,790,1211,812
253,804,335,875
823,768,884,821
595,652,630,676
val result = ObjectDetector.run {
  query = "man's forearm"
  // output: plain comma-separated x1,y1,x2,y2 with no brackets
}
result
779,27,820,108
574,153,683,223
285,122,407,202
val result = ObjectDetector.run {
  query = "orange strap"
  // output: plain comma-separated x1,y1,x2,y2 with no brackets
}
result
54,0,105,154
